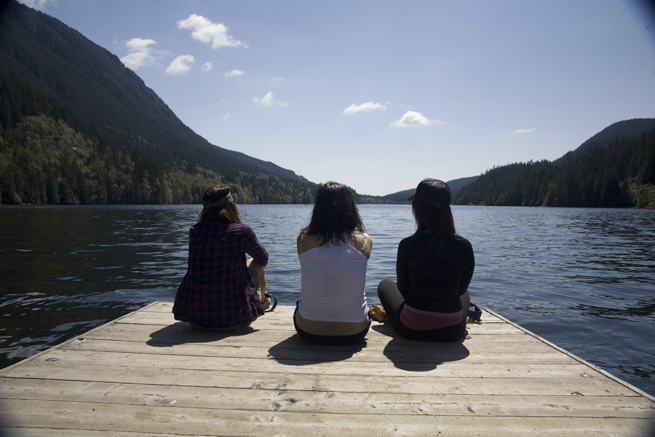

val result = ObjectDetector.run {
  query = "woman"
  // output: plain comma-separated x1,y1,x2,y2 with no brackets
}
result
173,185,269,330
377,178,474,341
294,182,372,345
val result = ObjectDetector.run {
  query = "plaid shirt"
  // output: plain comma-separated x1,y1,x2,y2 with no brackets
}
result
173,220,269,327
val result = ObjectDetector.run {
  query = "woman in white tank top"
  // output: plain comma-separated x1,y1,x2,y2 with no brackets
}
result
294,182,373,345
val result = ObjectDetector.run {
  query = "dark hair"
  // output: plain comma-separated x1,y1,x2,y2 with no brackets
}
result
302,181,364,245
200,185,241,223
412,199,455,237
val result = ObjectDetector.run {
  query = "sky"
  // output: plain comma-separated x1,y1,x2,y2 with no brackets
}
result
17,0,655,196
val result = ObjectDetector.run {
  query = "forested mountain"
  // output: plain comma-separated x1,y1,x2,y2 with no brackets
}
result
453,120,655,208
0,0,316,204
567,118,655,159
382,176,479,204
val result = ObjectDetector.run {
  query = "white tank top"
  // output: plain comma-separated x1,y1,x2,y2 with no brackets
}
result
298,236,369,323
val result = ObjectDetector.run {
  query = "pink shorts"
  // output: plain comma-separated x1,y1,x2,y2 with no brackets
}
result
399,305,463,331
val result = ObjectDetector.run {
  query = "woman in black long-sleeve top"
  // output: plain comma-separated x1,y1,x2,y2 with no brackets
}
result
378,178,474,341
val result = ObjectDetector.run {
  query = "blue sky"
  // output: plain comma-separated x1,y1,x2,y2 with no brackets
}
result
19,0,655,196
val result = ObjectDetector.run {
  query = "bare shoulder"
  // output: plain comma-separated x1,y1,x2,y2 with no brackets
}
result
352,231,372,241
297,232,322,254
351,231,372,258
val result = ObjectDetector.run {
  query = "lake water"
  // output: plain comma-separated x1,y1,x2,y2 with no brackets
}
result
1,204,654,396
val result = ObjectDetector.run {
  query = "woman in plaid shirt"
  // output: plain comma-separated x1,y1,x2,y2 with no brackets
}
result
173,185,269,330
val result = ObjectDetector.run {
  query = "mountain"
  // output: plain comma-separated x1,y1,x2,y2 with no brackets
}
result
568,118,655,159
0,0,315,204
221,149,310,184
445,176,479,197
452,119,655,208
382,176,480,204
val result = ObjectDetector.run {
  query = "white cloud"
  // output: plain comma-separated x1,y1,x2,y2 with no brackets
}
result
202,62,213,72
253,91,288,107
391,110,431,127
177,14,246,49
166,55,194,75
223,113,231,120
253,91,275,106
120,38,159,70
509,127,536,134
225,69,244,77
343,101,389,115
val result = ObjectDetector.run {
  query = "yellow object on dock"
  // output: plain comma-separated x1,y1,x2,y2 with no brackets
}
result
1,302,654,436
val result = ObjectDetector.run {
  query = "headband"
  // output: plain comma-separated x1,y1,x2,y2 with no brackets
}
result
204,192,233,209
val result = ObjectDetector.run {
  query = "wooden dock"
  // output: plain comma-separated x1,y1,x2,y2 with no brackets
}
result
1,302,654,436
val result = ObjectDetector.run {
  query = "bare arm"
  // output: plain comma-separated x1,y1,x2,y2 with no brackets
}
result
248,260,267,272
460,290,471,319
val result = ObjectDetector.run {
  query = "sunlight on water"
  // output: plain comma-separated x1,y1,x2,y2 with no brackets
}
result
1,204,654,396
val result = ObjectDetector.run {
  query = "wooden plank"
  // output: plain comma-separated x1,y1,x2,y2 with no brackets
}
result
124,303,508,324
1,430,187,437
60,337,576,364
3,378,654,419
1,360,638,397
2,399,655,437
83,322,524,344
8,349,596,378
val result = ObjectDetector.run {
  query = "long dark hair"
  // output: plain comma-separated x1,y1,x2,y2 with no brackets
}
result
302,181,364,245
412,200,455,237
199,185,241,223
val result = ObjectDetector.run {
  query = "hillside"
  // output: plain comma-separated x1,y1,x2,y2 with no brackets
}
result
453,119,655,208
383,176,480,203
0,0,315,204
569,118,655,158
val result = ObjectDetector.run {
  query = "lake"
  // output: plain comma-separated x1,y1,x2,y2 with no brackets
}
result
1,204,654,395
